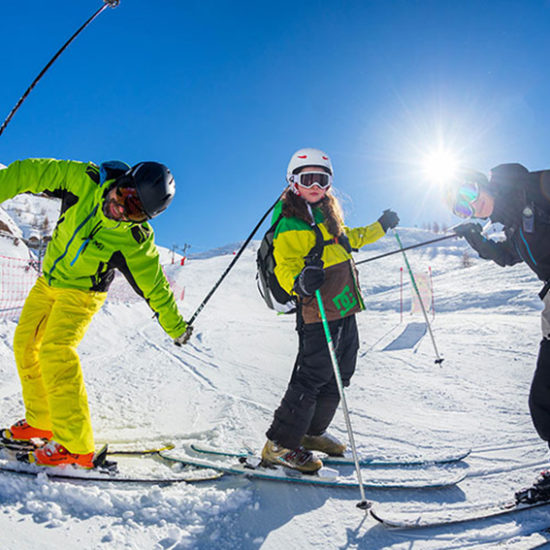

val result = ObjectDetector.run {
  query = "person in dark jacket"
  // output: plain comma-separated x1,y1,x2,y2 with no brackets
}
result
446,164,550,452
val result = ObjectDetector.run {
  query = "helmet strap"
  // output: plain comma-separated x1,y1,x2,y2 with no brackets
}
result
288,179,301,195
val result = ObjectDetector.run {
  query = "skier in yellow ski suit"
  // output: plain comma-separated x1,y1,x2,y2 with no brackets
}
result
0,158,191,467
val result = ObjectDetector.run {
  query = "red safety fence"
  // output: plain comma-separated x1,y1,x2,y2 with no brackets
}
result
0,255,185,321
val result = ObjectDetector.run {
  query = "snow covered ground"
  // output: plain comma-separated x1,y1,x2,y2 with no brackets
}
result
0,221,549,549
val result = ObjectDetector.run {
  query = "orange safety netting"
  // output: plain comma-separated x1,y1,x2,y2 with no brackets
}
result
0,255,185,321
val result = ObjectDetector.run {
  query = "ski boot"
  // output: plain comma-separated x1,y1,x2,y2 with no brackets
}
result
17,442,118,473
301,432,346,456
261,440,323,473
28,440,95,469
515,470,550,504
2,419,53,442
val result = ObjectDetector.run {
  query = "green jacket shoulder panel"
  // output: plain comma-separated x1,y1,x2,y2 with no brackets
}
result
272,202,323,238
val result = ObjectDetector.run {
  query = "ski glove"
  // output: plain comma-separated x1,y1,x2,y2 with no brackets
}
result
454,222,501,262
174,324,193,346
293,264,325,297
378,209,400,232
454,222,483,239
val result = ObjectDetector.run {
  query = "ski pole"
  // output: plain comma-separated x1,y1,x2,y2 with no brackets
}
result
355,233,457,266
183,194,283,338
0,0,120,139
393,229,444,365
314,289,371,510
428,266,435,321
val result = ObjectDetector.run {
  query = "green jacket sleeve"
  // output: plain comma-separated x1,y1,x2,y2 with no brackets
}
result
121,228,187,339
0,159,89,202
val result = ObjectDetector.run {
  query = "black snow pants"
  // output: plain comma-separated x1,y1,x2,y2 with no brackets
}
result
266,312,359,450
529,288,550,446
529,338,550,445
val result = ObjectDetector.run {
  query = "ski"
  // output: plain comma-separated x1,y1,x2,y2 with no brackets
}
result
0,439,38,452
324,449,470,467
158,447,466,489
530,529,550,550
1,435,175,456
0,442,222,484
190,442,471,467
0,460,222,484
106,443,175,456
369,498,550,529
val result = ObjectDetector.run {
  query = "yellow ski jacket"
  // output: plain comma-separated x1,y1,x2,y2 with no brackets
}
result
272,200,386,323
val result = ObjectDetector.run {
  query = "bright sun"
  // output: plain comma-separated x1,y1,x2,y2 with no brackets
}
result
422,149,460,185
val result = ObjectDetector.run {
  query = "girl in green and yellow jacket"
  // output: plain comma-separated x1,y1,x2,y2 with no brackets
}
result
0,158,191,468
262,148,399,472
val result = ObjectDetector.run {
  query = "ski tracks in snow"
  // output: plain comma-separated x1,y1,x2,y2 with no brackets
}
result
138,328,218,390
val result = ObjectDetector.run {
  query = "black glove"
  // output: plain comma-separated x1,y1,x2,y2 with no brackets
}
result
454,222,483,238
378,209,399,232
453,222,490,256
293,265,325,297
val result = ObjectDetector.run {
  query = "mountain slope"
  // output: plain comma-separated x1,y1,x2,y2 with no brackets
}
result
0,222,547,550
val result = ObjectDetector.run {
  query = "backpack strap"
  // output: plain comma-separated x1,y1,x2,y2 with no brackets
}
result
275,203,356,268
303,224,326,266
270,212,284,232
303,203,357,264
520,179,550,233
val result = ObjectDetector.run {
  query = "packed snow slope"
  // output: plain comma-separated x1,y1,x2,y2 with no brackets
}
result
0,225,549,549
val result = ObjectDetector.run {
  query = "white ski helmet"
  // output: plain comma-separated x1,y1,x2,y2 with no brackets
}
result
286,148,333,184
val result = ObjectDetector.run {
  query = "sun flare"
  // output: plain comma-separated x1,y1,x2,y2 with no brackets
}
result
422,149,460,185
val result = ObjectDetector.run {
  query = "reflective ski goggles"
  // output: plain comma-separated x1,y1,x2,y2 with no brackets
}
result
290,171,333,189
452,181,480,218
114,185,148,222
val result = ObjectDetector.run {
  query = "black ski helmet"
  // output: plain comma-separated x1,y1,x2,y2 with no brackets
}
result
124,162,175,219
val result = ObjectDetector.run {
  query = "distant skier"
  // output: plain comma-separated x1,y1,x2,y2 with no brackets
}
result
446,164,550,500
261,148,399,472
0,159,192,468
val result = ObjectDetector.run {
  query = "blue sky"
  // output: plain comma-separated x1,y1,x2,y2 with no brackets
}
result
2,0,550,252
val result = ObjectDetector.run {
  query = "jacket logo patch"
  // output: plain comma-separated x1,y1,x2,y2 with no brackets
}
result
333,285,357,317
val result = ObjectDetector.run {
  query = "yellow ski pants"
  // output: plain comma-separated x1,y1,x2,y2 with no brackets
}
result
13,276,107,454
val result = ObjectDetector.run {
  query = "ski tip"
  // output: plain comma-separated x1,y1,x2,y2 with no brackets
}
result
369,508,384,523
369,508,402,528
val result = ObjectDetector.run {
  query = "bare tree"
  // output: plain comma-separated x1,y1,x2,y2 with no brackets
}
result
462,250,473,268
41,216,50,234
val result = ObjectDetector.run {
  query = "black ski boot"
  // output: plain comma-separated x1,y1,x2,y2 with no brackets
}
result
515,470,550,504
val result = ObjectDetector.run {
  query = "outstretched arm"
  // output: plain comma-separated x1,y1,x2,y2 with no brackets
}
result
454,223,522,267
344,209,398,249
0,159,89,202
